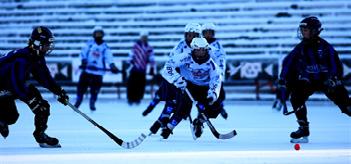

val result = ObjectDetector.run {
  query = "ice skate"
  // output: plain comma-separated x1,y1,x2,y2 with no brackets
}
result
160,124,174,139
33,131,61,148
290,126,309,143
0,121,9,138
192,117,204,139
150,120,161,134
142,101,157,116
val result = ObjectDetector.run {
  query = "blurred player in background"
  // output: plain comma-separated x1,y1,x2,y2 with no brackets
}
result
74,26,119,111
201,22,228,119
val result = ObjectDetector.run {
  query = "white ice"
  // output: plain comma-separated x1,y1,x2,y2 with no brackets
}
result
1,98,350,164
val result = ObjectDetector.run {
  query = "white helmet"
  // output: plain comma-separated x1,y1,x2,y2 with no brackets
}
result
190,38,210,64
184,23,201,34
201,22,216,31
190,37,209,50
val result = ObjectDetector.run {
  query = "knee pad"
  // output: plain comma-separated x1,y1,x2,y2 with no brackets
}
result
33,100,51,117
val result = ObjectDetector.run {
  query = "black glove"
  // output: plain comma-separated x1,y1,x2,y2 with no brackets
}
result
272,79,288,112
324,76,342,93
57,88,69,105
26,97,50,114
79,59,88,70
110,63,119,74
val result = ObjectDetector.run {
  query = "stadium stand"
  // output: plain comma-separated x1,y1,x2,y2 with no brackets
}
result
0,0,350,100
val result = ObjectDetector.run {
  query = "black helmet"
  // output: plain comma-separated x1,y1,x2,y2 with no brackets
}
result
29,26,55,56
298,16,323,39
93,26,104,44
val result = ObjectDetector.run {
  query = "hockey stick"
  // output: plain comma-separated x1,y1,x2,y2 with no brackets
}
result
79,65,124,74
272,99,294,115
184,89,237,139
67,102,146,149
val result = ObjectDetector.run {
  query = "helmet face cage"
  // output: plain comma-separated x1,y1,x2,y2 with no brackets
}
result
297,16,322,40
202,29,215,38
29,26,55,56
190,38,210,64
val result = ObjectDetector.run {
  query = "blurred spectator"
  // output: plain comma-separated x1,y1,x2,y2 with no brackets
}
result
127,30,156,105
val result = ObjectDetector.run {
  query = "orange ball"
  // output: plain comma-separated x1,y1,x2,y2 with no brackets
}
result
294,143,300,150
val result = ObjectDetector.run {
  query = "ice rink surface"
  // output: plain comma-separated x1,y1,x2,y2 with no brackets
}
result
1,98,350,164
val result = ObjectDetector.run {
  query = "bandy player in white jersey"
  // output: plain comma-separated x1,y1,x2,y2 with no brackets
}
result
144,23,203,136
201,22,228,119
160,38,224,139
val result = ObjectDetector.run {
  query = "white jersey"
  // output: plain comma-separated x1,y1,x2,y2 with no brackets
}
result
161,51,222,97
209,39,226,79
81,40,114,76
169,39,192,57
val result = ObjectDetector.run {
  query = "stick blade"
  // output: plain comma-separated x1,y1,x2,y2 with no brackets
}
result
121,133,148,149
218,130,237,139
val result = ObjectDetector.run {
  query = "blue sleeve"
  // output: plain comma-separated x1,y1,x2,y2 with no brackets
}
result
280,47,299,81
327,44,342,78
10,58,31,102
31,58,62,95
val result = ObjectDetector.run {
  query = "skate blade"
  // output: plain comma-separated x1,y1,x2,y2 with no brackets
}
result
39,143,62,148
290,137,309,143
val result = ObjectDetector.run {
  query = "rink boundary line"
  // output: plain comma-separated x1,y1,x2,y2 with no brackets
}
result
1,149,350,162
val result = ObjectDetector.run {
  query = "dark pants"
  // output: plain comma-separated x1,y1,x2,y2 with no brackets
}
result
0,87,50,134
156,78,178,101
0,97,19,125
168,82,224,128
75,72,103,110
127,70,146,103
290,79,350,123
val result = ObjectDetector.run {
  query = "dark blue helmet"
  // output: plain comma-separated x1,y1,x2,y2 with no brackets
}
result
29,26,55,56
298,16,323,39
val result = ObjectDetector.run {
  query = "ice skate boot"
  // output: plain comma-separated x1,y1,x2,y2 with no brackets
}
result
150,120,161,134
160,124,174,139
150,116,169,134
0,121,9,138
33,131,61,148
192,116,204,139
290,121,309,143
143,100,158,116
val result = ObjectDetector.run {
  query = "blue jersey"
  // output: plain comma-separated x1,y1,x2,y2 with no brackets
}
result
280,38,343,83
0,47,61,102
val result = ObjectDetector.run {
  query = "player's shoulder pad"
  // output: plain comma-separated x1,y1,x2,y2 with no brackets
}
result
176,39,187,49
102,42,110,49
